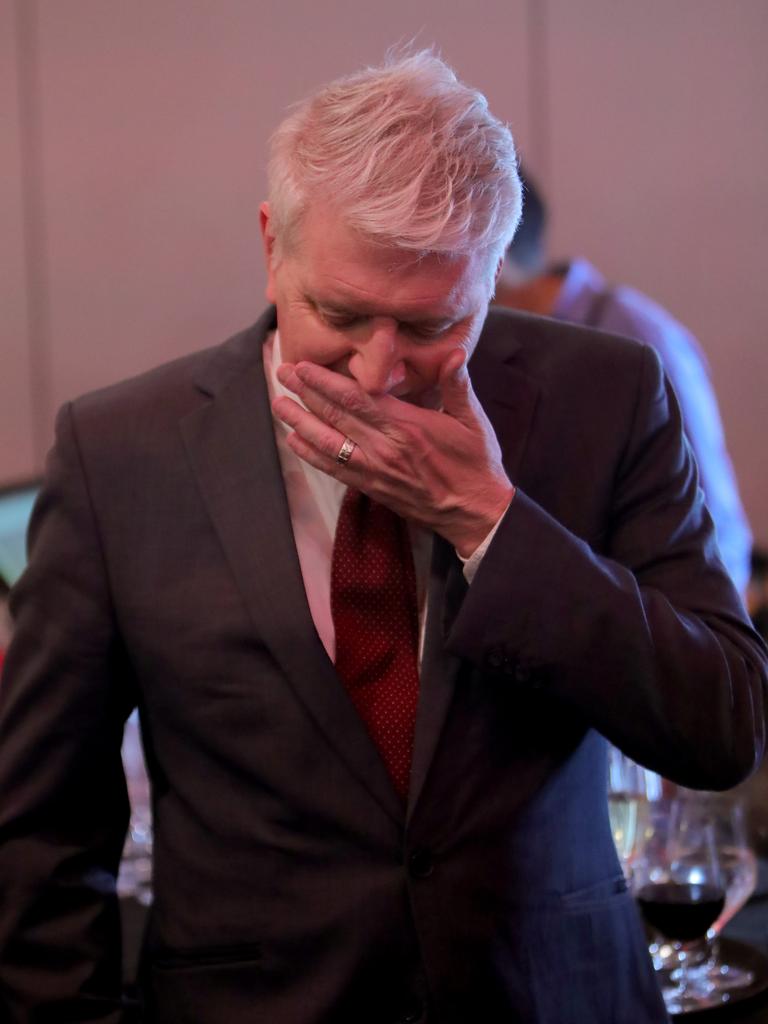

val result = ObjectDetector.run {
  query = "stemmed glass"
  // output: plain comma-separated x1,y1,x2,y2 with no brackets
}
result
685,791,758,993
607,746,661,880
633,795,726,1015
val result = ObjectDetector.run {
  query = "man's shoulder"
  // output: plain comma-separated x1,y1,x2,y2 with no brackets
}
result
477,305,649,380
472,308,661,450
68,309,276,429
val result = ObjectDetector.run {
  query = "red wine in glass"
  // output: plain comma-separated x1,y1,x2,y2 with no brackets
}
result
636,881,725,943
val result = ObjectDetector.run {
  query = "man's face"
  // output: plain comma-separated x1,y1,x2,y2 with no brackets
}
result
261,202,497,405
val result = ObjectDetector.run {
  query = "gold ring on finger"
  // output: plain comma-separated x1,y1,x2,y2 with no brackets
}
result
335,436,356,465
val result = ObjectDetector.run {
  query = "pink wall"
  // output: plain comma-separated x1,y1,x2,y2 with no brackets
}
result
0,1,36,479
543,0,768,545
2,0,766,543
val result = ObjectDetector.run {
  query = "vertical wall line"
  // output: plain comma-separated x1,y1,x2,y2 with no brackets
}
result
14,0,53,468
526,0,551,186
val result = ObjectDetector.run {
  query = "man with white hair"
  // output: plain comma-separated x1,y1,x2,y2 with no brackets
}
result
0,52,765,1024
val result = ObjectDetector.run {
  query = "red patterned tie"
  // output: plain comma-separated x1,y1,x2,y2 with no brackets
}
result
331,488,420,800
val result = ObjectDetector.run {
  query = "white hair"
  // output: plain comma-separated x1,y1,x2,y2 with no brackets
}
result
267,51,522,263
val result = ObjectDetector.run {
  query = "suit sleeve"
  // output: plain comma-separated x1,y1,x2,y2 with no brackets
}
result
447,344,767,789
0,402,134,1022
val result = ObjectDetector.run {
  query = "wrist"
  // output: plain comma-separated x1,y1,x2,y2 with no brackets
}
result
448,484,515,559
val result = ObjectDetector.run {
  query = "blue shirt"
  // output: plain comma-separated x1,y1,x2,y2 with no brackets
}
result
552,258,752,595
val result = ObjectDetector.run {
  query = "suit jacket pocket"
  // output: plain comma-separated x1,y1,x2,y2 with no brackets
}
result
559,872,629,913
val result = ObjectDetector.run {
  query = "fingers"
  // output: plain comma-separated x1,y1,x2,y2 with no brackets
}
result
271,394,365,475
441,349,467,379
271,353,512,545
438,350,477,426
285,428,358,480
273,354,485,479
277,362,388,434
273,362,381,477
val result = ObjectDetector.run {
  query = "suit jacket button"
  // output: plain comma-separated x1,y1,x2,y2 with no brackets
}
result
408,848,434,879
397,999,424,1022
485,647,505,670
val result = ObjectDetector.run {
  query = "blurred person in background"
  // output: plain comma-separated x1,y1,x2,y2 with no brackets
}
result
494,169,752,596
0,52,765,1024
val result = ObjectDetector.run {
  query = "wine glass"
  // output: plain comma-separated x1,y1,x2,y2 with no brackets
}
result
607,746,661,879
686,791,758,993
633,796,726,1015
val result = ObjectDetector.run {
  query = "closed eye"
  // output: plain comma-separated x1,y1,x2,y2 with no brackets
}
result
326,315,363,329
405,323,451,339
313,304,364,330
314,298,454,338
400,318,458,341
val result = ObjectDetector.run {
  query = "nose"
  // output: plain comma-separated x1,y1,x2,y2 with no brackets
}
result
347,319,407,395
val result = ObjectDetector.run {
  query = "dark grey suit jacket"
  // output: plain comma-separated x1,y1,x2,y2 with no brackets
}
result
0,307,765,1023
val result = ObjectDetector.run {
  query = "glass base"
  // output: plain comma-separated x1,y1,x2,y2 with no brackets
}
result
661,959,753,1015
661,975,724,1015
691,957,755,992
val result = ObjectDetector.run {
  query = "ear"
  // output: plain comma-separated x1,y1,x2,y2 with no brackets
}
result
259,201,278,303
487,253,506,302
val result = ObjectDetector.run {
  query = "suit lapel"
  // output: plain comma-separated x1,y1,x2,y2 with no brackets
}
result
408,327,541,819
407,536,465,820
179,318,404,826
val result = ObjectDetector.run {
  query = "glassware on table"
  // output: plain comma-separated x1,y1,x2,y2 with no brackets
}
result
607,747,661,878
117,709,154,906
685,791,758,993
633,795,726,1015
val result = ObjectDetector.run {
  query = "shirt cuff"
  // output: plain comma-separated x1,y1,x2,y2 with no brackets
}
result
458,506,510,584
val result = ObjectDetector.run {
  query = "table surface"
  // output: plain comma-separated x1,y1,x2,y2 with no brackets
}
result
703,895,768,1023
